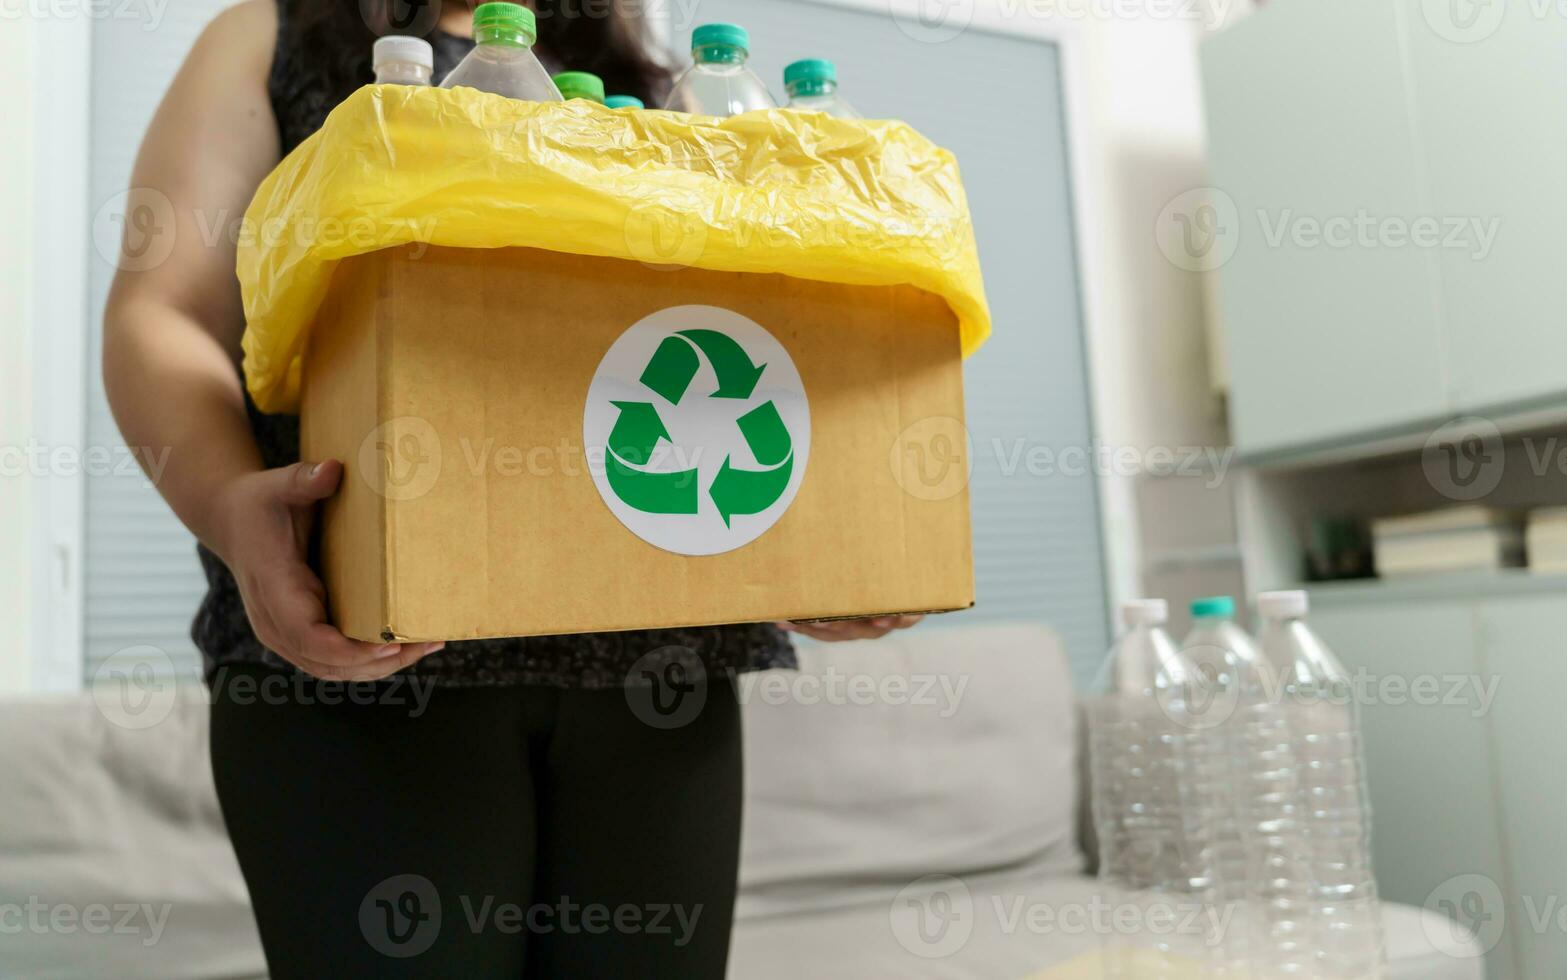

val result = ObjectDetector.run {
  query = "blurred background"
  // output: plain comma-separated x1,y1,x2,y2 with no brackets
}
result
2,0,1562,977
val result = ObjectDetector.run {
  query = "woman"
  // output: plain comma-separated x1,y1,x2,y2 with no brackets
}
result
102,1,919,976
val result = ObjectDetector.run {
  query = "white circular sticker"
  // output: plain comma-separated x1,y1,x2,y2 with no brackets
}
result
584,305,810,556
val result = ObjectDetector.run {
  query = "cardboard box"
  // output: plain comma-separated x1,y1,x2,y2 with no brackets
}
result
302,244,974,642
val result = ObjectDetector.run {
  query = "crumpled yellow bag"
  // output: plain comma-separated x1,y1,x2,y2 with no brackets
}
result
238,85,991,414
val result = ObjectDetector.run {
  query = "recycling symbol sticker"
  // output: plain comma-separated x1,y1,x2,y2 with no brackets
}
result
584,305,810,556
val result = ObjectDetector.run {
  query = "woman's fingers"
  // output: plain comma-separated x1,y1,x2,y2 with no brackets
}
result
776,614,925,642
290,641,446,682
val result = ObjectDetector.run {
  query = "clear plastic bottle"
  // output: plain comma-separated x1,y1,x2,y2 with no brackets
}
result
439,3,561,102
663,23,777,116
1258,590,1385,980
1182,595,1305,978
783,58,861,119
553,71,605,104
604,95,645,110
1089,600,1223,978
373,36,434,86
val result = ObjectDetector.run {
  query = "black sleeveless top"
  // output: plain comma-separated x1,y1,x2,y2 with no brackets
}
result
191,4,794,687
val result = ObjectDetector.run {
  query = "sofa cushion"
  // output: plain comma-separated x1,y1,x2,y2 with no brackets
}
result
0,692,265,980
737,622,1085,919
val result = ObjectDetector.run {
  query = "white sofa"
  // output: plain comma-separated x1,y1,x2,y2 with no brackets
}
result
0,623,1484,979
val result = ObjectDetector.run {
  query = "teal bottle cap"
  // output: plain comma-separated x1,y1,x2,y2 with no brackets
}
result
604,94,645,109
692,23,749,54
784,58,836,89
1190,596,1236,619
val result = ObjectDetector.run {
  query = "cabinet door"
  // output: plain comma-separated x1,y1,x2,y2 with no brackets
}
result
1201,0,1450,454
1476,596,1567,980
1401,5,1567,411
1308,598,1518,980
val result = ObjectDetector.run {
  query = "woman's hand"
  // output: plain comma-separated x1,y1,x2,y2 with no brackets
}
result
776,615,924,642
212,459,444,681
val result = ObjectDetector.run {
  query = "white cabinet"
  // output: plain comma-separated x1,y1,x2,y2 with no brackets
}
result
1402,6,1567,410
1475,597,1567,980
1307,597,1518,980
1202,0,1567,455
1201,0,1449,454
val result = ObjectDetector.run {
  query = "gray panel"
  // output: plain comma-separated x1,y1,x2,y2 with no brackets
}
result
1476,596,1567,980
1307,598,1518,980
700,4,1109,682
85,3,224,682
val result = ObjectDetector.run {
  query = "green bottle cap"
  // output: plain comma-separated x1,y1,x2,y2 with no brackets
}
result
692,23,749,58
553,71,606,103
473,2,536,47
784,58,836,91
604,95,645,109
1190,596,1236,619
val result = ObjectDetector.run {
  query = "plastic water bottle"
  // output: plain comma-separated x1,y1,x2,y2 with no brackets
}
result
1089,600,1224,977
664,23,777,115
373,36,433,86
1258,591,1385,980
783,59,861,119
1182,595,1305,977
604,95,644,110
439,3,561,102
553,71,605,104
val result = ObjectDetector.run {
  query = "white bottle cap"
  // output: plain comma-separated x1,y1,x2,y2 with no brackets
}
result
1119,598,1168,627
1257,590,1308,620
374,35,435,71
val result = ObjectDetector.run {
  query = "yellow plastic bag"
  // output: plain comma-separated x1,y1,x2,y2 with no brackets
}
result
238,85,991,414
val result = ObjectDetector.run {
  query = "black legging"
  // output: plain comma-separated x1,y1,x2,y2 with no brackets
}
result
209,663,743,978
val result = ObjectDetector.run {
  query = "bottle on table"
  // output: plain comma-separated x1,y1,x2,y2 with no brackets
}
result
663,23,776,116
1089,599,1224,976
783,58,861,119
1257,590,1385,980
1181,594,1299,976
604,95,645,110
373,36,434,86
439,2,562,102
553,71,606,104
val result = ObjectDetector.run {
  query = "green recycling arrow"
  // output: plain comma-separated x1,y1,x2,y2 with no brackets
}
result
710,401,794,527
711,452,793,528
677,329,766,399
602,328,797,525
608,400,668,465
606,400,699,514
639,336,700,405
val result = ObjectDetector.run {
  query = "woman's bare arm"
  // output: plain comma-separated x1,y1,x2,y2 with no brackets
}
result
103,1,439,679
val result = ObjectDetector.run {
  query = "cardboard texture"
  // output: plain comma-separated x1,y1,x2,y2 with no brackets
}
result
302,244,974,642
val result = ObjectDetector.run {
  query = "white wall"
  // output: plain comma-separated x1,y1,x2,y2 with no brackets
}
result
1069,3,1246,614
1,12,91,694
0,14,39,693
